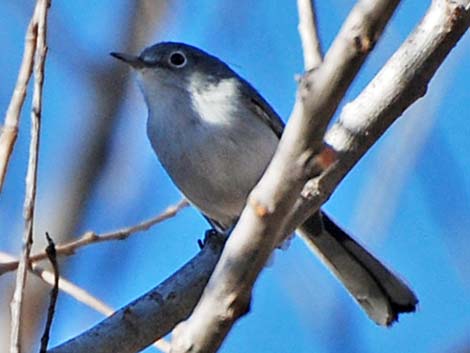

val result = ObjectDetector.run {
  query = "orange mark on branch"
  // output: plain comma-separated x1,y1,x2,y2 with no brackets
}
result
354,35,373,53
251,200,269,218
316,146,337,170
450,5,465,27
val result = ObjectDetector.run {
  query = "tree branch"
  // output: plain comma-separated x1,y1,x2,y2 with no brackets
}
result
10,1,50,352
297,0,323,69
0,200,189,276
291,0,470,237
0,3,38,192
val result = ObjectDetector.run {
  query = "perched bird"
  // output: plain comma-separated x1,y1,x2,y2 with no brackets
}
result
111,42,418,326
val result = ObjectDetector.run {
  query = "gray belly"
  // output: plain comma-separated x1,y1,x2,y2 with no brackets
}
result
148,115,279,229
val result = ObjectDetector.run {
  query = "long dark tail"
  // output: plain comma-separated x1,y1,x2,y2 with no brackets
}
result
297,212,418,326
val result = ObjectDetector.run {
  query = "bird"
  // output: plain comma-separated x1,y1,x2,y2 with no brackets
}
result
111,42,418,326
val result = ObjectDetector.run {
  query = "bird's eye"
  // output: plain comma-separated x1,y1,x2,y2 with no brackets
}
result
168,51,187,68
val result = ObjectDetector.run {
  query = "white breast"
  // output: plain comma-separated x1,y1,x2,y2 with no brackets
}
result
189,75,240,126
144,72,279,229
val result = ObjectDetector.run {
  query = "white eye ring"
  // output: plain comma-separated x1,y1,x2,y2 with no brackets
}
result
168,51,187,68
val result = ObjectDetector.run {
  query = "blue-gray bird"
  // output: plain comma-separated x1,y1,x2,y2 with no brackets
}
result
111,42,417,326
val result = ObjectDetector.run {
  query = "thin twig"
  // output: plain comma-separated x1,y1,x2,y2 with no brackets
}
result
10,1,50,353
13,4,167,344
297,0,323,69
0,199,189,275
39,233,59,353
0,4,38,193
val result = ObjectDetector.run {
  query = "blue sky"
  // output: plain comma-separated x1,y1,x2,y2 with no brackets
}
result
0,1,469,352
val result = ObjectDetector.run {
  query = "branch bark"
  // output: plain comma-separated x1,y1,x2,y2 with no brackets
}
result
297,0,323,69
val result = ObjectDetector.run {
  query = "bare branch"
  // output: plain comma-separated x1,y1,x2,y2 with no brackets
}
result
170,1,402,352
0,5,38,192
48,232,225,353
297,0,323,69
0,199,189,276
10,1,50,352
291,0,470,235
